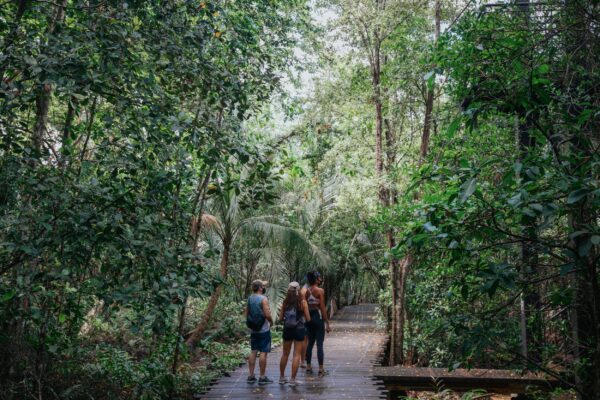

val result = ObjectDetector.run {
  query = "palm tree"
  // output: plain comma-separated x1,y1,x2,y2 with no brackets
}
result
185,189,328,347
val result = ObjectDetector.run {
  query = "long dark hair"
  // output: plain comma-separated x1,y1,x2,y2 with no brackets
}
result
282,288,302,312
307,271,320,285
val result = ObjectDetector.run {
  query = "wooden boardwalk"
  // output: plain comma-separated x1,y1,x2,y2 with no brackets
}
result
199,304,388,399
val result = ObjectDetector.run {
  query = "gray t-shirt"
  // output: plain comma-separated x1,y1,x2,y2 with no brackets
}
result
248,293,270,333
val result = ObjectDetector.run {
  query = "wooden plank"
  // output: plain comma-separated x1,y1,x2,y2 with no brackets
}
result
374,366,559,394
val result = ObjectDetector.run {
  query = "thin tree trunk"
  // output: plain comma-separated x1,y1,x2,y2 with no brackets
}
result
420,0,440,163
568,271,582,393
374,79,385,203
391,253,411,365
32,0,68,157
0,0,29,84
392,0,442,366
517,115,542,364
570,210,600,397
171,172,211,371
171,299,187,374
421,94,433,161
59,97,76,167
563,1,600,395
389,236,403,365
370,27,405,366
33,86,51,156
76,96,98,176
383,116,405,365
185,238,230,347
513,0,544,365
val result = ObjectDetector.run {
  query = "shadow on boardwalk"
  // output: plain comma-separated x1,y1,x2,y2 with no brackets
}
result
199,304,388,400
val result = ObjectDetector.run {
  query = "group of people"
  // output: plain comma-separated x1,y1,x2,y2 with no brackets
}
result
245,271,330,387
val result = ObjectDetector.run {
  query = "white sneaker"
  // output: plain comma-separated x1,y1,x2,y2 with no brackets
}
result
279,377,288,385
288,379,303,387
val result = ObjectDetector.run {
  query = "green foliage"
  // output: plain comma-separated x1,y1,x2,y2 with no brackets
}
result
0,0,312,397
385,1,599,395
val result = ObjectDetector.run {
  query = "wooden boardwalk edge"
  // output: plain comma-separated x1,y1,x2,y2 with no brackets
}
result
374,366,560,395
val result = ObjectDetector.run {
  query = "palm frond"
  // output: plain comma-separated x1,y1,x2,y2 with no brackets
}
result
200,213,225,239
262,254,291,321
239,216,331,267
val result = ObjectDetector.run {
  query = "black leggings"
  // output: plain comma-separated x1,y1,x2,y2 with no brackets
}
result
306,309,325,366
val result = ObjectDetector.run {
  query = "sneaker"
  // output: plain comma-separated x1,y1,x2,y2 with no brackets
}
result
318,370,329,377
279,377,288,385
258,376,274,385
288,379,303,387
247,375,257,384
299,363,307,369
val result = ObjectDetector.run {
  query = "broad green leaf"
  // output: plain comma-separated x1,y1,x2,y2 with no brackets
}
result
0,290,16,303
578,239,593,257
508,192,522,207
537,64,550,74
567,189,588,204
445,118,461,139
424,221,438,232
459,178,476,204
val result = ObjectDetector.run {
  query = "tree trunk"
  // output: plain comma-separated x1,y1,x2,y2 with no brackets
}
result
33,86,51,156
374,76,385,203
563,1,600,395
513,0,544,365
32,0,68,157
171,172,211,372
420,0,440,164
76,96,98,176
392,0,442,366
517,116,542,364
371,38,403,365
0,0,29,83
370,36,387,202
171,298,187,374
391,253,411,365
420,94,433,161
185,238,230,347
59,97,76,167
570,210,600,397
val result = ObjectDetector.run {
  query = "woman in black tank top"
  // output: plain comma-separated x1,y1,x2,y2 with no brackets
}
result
304,271,331,376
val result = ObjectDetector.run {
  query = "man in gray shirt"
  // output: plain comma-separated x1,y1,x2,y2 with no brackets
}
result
245,279,274,385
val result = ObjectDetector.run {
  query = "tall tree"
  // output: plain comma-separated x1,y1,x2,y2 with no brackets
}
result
332,0,425,365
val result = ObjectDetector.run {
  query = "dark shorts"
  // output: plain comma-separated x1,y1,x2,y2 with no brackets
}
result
282,326,306,342
250,330,271,353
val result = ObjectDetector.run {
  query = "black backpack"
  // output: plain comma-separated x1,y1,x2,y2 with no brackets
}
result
283,305,299,329
246,298,266,331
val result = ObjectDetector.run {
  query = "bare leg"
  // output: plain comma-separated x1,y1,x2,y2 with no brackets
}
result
248,350,257,377
291,340,303,380
279,341,292,379
259,352,268,378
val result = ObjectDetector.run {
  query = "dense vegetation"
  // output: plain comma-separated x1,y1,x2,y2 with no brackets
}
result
0,0,598,399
